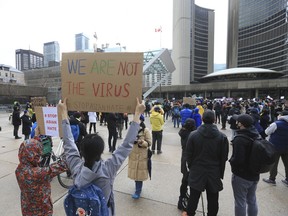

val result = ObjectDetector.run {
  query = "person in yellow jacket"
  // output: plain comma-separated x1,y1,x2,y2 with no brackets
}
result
196,102,205,117
150,106,164,154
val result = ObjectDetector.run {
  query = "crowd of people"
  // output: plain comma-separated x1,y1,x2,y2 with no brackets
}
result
8,95,288,215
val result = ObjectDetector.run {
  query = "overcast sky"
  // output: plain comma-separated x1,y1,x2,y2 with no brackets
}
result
0,0,228,67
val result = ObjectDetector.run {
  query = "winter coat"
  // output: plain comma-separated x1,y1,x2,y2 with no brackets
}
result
88,112,97,123
62,119,140,216
150,111,164,131
21,114,32,136
69,116,87,143
185,124,229,193
180,108,193,126
229,126,260,181
192,108,202,128
15,138,67,216
106,113,118,129
12,109,21,126
128,127,152,181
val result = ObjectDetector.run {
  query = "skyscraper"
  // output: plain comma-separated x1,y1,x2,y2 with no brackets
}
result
43,41,60,67
15,49,44,71
227,0,288,75
172,0,214,85
75,33,89,51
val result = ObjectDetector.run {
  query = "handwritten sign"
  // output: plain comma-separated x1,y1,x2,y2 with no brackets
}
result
31,97,47,109
183,97,196,106
61,52,143,113
34,107,62,137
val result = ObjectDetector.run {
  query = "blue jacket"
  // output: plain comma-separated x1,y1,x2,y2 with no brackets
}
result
192,108,202,128
180,108,193,126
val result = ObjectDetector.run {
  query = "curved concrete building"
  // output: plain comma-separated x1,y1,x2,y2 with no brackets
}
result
227,0,288,75
172,0,214,85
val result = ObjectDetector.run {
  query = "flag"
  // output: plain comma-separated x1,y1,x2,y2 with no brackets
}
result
155,26,162,32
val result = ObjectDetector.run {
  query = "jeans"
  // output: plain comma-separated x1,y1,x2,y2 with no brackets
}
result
231,174,258,216
173,117,180,128
152,130,163,151
268,152,288,180
135,181,143,195
186,187,219,216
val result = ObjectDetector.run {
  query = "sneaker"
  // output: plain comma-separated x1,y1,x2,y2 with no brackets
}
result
132,193,140,199
15,136,22,139
263,178,276,185
157,150,162,154
281,179,288,186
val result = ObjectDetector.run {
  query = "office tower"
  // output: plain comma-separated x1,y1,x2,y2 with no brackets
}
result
15,49,44,71
172,0,214,85
227,0,288,75
75,33,89,51
43,41,60,67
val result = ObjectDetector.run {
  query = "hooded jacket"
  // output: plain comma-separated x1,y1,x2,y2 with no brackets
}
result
192,108,202,128
229,126,260,181
185,124,229,193
150,111,164,131
15,138,67,216
62,119,140,216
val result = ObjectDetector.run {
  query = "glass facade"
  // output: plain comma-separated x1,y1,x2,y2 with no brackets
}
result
15,49,44,71
192,5,210,81
43,41,60,67
75,33,89,51
228,0,288,75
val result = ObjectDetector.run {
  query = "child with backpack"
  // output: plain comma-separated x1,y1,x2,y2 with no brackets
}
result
58,97,145,216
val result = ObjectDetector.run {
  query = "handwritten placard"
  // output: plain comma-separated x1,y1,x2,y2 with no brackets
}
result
31,97,47,109
34,107,62,137
61,52,143,113
183,97,196,106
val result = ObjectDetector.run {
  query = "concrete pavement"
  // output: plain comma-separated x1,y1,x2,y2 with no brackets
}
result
0,111,288,215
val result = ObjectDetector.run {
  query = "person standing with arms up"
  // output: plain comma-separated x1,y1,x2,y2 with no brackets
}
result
184,110,229,216
58,97,145,216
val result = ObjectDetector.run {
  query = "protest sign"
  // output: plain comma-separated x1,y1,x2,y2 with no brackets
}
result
183,97,196,106
31,97,47,109
34,106,62,137
61,52,143,113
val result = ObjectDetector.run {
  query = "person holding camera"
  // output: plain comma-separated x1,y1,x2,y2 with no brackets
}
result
128,114,152,199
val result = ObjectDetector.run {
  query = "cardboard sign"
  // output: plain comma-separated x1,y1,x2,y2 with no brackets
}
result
34,107,62,137
61,52,143,113
31,97,47,109
183,97,196,106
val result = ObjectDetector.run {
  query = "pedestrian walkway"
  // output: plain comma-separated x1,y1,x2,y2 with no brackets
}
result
0,111,287,215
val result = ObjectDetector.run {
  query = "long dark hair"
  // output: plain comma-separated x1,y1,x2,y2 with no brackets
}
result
80,134,105,170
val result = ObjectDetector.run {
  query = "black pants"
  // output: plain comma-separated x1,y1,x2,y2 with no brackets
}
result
89,122,96,134
221,115,227,129
180,154,189,198
152,130,163,151
108,127,117,152
187,187,219,216
13,125,20,137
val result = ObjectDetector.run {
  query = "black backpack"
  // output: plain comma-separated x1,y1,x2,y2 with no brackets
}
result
236,134,276,174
